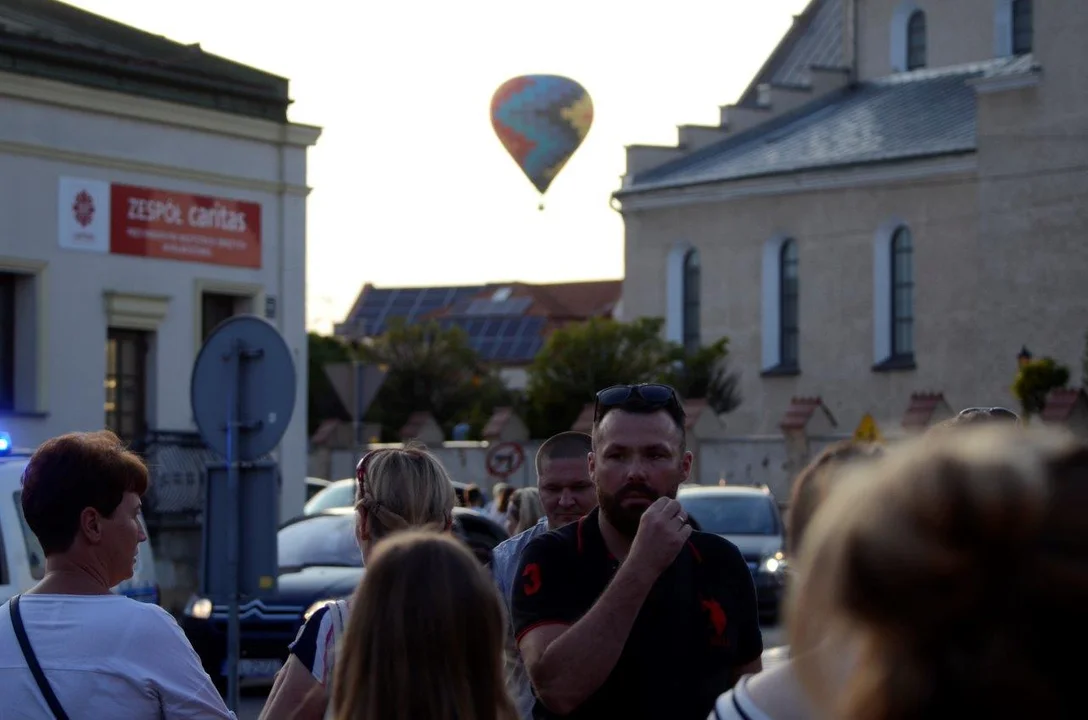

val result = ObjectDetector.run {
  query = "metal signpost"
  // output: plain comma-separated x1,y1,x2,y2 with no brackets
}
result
191,315,297,713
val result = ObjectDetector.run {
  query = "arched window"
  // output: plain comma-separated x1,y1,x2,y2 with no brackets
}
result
779,239,799,368
1012,0,1033,54
682,248,701,353
907,11,927,70
891,227,914,359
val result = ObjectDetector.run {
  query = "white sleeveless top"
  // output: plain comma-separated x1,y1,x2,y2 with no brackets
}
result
708,675,774,720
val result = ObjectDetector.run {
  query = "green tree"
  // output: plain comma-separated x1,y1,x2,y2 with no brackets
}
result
1012,356,1070,417
358,319,512,441
525,317,740,437
307,332,354,436
663,337,742,415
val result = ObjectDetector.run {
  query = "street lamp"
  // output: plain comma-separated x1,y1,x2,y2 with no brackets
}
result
1018,345,1033,368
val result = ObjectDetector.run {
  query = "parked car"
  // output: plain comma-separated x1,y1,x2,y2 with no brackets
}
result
677,485,787,621
303,477,472,515
0,432,161,605
305,477,330,501
181,505,508,690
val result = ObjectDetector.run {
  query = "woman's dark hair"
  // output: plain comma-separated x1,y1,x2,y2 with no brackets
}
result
20,430,149,555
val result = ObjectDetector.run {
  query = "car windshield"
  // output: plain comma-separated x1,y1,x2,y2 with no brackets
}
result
278,514,362,569
304,481,355,515
678,494,779,536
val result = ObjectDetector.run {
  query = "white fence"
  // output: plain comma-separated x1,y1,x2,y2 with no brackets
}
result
309,434,852,503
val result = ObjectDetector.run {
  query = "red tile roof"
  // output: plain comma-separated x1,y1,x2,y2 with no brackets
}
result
1041,388,1088,423
482,406,519,439
399,411,438,441
902,392,948,430
779,396,833,432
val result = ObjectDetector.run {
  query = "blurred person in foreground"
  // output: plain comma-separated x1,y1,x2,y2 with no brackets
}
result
490,431,596,720
505,487,545,537
789,424,1088,720
0,430,234,719
708,439,884,720
261,443,456,720
328,531,518,720
512,384,763,720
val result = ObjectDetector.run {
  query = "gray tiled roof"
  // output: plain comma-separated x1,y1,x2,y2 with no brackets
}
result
738,0,845,107
623,57,1038,194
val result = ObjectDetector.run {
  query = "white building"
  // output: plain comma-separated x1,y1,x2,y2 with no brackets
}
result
0,0,321,527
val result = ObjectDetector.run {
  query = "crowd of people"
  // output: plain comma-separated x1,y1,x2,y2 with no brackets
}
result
0,390,1085,719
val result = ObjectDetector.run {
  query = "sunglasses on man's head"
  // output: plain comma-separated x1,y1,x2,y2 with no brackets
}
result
593,383,685,424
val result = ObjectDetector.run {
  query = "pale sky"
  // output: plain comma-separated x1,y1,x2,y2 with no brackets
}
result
68,0,810,332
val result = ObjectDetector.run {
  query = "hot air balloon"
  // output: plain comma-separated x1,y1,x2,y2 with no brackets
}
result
490,75,593,210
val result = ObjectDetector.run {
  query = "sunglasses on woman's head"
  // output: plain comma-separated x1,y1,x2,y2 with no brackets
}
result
957,406,1021,422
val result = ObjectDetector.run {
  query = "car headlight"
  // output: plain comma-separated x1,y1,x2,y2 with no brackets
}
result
304,599,338,622
761,552,787,574
185,596,213,620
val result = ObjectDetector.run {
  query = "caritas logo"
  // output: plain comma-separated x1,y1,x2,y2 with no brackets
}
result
73,190,96,228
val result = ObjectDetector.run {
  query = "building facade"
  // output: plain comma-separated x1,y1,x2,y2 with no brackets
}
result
615,0,1086,487
0,0,321,526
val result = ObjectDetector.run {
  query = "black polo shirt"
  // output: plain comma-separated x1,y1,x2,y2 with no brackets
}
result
511,507,762,720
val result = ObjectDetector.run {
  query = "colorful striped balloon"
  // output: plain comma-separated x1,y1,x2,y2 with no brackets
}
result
491,75,593,206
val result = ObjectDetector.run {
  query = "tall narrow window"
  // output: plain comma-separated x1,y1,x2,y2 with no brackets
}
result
0,274,14,411
1012,0,1033,54
779,240,799,368
682,248,701,353
105,329,149,447
891,227,915,359
907,11,927,70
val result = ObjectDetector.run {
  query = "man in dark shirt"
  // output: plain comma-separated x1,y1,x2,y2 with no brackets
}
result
511,384,763,719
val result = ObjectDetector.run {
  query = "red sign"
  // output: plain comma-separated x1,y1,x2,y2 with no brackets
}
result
110,184,262,268
486,442,525,478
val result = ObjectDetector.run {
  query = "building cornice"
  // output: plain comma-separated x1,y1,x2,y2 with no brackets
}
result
0,139,313,197
0,70,322,148
613,154,977,212
968,72,1042,95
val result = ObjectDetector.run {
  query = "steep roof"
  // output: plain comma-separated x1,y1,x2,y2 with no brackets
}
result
619,57,1038,195
736,0,846,108
0,0,290,121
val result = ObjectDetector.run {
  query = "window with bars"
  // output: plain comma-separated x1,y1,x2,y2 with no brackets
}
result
105,329,149,447
891,227,915,359
682,248,701,353
1012,0,1033,55
907,11,927,70
0,274,14,411
779,240,799,368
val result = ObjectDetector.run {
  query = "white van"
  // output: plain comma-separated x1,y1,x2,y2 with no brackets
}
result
0,434,160,604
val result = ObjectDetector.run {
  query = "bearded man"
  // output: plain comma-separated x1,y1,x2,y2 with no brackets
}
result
510,384,763,720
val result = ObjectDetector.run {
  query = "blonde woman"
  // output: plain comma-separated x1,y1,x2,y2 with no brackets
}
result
504,487,543,536
329,531,518,720
789,425,1088,719
709,439,884,720
260,443,456,720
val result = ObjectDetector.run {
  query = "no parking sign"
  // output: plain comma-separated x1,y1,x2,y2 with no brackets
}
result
486,441,525,478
